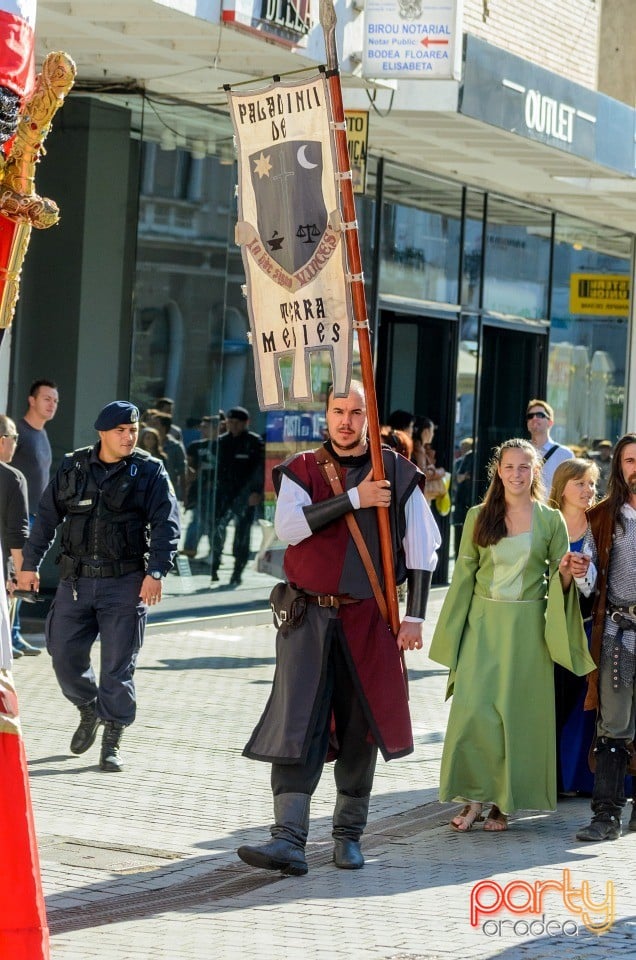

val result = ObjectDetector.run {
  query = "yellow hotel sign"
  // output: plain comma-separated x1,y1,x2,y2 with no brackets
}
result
570,274,630,316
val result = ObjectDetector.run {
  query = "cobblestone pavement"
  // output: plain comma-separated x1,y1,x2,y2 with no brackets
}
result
12,585,635,960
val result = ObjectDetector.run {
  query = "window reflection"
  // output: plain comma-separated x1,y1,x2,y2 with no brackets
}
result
483,196,552,319
549,217,632,448
380,166,462,304
131,138,255,426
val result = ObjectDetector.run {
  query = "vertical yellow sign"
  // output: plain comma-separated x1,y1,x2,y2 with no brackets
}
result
345,110,369,195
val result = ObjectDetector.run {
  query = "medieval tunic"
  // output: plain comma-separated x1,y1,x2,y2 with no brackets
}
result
429,502,595,813
243,444,440,765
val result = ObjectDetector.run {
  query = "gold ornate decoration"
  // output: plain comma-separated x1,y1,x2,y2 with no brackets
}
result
0,51,76,328
0,51,77,227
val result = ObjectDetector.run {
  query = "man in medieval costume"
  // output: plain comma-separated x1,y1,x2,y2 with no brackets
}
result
577,433,636,842
237,381,440,875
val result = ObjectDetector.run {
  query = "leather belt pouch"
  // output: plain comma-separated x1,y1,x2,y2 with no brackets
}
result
269,582,307,636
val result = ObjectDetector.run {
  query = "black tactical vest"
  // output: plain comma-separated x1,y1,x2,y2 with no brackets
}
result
57,448,150,562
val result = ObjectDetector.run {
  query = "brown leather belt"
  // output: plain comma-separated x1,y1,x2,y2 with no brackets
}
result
304,594,360,609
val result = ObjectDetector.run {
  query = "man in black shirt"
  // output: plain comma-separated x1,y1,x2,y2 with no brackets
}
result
211,407,264,586
10,378,58,656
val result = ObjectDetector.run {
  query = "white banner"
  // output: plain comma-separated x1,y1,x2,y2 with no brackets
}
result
228,74,353,410
362,0,461,80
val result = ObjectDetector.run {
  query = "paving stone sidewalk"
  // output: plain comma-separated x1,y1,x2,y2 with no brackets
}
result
13,586,635,960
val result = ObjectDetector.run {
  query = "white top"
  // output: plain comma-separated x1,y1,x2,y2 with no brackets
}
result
0,546,12,670
275,473,441,622
540,440,573,491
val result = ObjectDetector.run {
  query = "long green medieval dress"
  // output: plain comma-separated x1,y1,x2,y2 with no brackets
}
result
429,502,595,814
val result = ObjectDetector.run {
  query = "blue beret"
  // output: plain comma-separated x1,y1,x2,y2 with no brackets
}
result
94,401,140,431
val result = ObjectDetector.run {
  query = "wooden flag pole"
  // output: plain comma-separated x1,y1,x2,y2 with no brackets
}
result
320,0,400,636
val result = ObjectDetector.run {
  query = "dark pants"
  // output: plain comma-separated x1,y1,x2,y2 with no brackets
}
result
211,500,255,576
44,572,146,725
271,622,378,798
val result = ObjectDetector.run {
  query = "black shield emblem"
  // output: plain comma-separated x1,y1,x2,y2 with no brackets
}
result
250,140,327,276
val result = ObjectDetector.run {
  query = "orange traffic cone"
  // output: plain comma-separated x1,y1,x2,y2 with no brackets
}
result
0,670,50,959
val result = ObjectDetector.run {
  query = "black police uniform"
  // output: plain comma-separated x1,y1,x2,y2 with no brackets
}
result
22,443,180,726
211,428,264,583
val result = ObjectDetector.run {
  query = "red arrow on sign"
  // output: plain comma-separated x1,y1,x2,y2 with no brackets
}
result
421,36,449,47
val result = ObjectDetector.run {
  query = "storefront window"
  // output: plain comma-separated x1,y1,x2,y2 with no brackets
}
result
131,131,258,442
483,197,552,320
461,190,485,310
549,216,632,448
380,166,462,304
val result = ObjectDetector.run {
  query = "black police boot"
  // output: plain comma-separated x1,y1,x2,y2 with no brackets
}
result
99,721,125,772
237,793,310,876
576,737,629,842
332,793,369,869
629,800,636,833
70,701,101,755
229,565,243,587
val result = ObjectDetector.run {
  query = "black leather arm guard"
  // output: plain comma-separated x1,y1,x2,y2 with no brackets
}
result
406,569,432,619
303,493,353,532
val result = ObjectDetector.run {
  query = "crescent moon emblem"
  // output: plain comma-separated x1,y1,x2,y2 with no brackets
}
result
297,144,318,169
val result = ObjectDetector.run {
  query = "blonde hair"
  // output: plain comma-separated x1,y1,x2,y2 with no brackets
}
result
548,458,599,510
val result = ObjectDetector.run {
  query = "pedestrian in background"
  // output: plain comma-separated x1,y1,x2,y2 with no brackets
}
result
592,439,613,498
182,412,226,561
144,408,188,503
0,415,31,656
154,397,184,446
430,438,594,833
211,406,264,586
381,409,414,459
17,401,180,773
525,398,573,490
10,378,58,657
452,437,474,559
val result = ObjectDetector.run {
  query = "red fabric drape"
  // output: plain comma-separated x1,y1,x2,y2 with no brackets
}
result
0,10,35,99
0,676,50,960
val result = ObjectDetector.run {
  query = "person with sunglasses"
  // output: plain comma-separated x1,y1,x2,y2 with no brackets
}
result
525,398,573,491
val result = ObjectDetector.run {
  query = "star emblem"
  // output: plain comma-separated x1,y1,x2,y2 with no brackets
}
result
253,152,272,179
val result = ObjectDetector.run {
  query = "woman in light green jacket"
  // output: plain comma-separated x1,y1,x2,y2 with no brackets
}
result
430,438,595,832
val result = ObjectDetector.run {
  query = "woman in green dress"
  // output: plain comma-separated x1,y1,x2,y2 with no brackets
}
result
429,438,595,832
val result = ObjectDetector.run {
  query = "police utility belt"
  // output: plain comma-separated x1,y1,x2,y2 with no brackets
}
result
607,603,636,630
58,554,145,580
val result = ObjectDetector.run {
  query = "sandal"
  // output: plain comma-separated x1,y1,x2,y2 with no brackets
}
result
483,805,509,832
450,802,483,832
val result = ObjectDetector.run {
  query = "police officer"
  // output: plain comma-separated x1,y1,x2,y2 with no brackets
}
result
18,401,180,772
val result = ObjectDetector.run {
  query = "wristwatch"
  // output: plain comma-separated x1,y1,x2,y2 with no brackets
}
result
147,570,163,580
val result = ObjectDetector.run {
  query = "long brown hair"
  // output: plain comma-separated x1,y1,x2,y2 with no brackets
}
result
474,438,544,547
548,457,599,510
603,433,636,533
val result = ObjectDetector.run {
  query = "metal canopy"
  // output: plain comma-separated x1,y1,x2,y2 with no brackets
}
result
37,1,636,236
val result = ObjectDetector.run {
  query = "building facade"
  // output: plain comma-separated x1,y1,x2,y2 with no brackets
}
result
3,0,635,583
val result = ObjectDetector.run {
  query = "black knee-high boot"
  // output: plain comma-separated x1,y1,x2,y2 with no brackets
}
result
576,737,629,842
238,793,310,875
332,793,369,869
